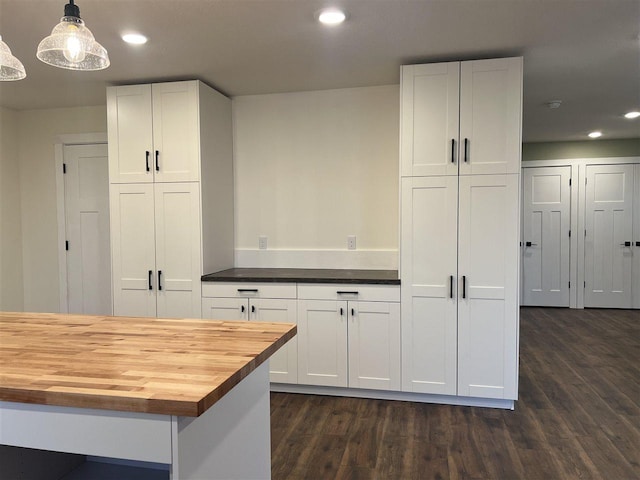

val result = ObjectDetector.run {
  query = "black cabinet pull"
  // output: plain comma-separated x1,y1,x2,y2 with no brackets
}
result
451,139,456,164
340,307,344,316
464,138,469,163
525,241,538,247
155,150,160,172
145,151,150,172
450,275,454,299
251,305,255,313
158,270,162,291
337,291,359,295
148,270,153,290
620,241,632,247
636,241,640,247
241,304,245,313
462,275,467,299
351,308,355,316
237,289,259,293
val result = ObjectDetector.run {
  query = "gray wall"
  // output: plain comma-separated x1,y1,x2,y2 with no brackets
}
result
523,138,640,161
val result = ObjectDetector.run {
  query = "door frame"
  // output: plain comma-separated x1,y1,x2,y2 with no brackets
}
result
54,132,108,314
522,155,639,309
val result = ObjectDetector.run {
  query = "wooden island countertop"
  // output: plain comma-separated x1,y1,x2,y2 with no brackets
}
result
0,311,296,417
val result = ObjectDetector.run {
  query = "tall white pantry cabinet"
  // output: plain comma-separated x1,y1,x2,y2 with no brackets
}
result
400,57,523,400
107,81,234,318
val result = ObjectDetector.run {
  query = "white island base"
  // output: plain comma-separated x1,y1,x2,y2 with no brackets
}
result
0,363,271,480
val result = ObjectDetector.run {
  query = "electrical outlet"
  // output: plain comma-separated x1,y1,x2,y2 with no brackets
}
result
347,235,356,250
259,236,268,250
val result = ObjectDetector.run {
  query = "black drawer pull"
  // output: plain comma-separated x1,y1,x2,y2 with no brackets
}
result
251,305,255,313
241,305,245,313
337,291,359,295
340,307,344,316
351,308,355,316
237,289,259,293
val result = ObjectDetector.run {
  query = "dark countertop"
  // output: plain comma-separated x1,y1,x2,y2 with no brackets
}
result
201,268,400,285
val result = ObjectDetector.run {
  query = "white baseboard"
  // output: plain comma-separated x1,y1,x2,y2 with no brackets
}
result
235,249,398,270
270,384,516,410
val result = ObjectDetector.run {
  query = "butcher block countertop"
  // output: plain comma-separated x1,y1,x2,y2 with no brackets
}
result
0,312,296,417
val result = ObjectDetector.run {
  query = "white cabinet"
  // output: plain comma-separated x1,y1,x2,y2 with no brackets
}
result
400,176,458,395
401,57,522,177
400,57,522,401
635,165,640,309
297,285,401,390
202,284,298,384
107,82,200,184
108,80,234,319
110,183,201,318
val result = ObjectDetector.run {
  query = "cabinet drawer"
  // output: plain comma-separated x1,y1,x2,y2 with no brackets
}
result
202,282,297,299
297,284,400,302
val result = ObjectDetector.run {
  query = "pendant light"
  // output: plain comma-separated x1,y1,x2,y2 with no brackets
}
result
0,35,26,81
36,0,109,71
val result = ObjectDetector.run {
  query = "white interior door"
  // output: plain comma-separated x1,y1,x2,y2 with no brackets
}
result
522,166,571,306
458,174,519,400
634,165,640,309
110,183,157,317
584,165,634,308
250,298,298,384
64,144,111,315
154,183,202,318
400,176,458,395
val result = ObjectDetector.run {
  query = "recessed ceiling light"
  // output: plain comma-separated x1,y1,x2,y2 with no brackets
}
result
588,131,602,139
318,8,347,25
624,111,640,119
122,33,148,45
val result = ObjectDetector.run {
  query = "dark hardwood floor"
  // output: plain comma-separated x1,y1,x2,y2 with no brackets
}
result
270,307,640,479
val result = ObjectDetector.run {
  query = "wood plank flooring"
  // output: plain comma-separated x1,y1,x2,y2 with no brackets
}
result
270,307,640,479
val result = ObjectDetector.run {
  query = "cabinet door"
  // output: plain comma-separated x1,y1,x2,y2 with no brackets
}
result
458,174,520,399
297,300,348,387
521,166,571,306
348,301,401,391
107,85,154,183
151,82,200,183
584,164,634,308
250,298,298,384
154,183,202,318
400,176,458,395
401,63,460,177
110,184,157,317
202,297,248,320
634,165,640,309
459,57,522,175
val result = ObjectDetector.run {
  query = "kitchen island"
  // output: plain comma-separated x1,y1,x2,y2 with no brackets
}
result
0,312,296,479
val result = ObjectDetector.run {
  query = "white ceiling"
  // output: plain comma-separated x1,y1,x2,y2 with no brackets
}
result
0,0,639,142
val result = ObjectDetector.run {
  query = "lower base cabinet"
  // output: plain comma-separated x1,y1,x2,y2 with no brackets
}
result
201,283,298,384
297,285,401,391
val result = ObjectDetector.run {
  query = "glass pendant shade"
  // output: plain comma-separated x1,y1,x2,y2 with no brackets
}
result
37,3,109,71
0,35,26,81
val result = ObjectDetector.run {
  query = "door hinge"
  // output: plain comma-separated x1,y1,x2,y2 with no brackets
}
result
63,163,66,174
65,240,69,251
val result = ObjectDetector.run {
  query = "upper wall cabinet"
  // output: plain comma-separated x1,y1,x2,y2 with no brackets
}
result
107,81,201,183
401,57,522,177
